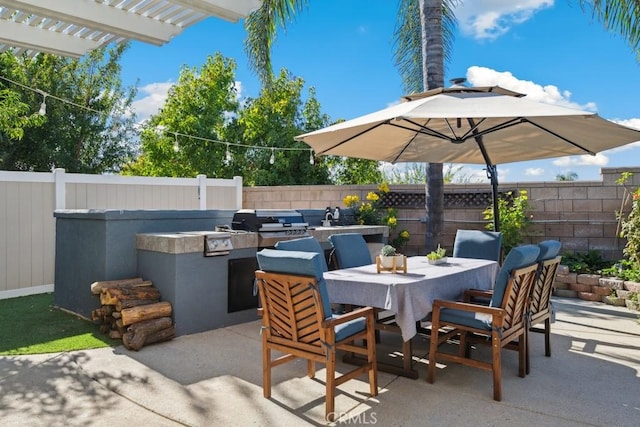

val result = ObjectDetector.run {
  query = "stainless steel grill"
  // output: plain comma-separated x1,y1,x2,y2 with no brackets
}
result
231,209,309,247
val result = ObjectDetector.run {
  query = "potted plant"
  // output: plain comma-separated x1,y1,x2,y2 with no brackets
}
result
426,244,447,265
380,244,404,268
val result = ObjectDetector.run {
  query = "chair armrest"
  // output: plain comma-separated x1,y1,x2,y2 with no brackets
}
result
463,289,493,302
324,306,374,327
433,299,505,320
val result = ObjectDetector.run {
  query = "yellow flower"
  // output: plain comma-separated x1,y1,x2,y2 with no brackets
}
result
366,192,379,202
400,230,409,238
343,195,359,207
387,216,397,226
377,182,389,194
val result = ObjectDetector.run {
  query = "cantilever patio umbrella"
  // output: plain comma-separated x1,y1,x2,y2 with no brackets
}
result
295,85,640,231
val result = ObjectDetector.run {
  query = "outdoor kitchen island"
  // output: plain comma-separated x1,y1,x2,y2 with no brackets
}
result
136,225,387,336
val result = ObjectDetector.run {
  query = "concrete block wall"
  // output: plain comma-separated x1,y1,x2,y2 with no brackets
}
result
243,167,640,259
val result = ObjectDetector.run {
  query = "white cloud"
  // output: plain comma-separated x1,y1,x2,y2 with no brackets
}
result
466,66,597,111
525,167,545,176
131,82,174,123
454,0,553,40
552,153,609,167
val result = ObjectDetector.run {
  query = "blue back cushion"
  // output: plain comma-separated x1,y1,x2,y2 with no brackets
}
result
274,236,328,272
452,230,503,262
256,248,331,319
536,240,562,261
328,233,372,268
490,245,540,307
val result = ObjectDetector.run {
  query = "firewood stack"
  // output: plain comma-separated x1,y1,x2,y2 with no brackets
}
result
90,277,175,351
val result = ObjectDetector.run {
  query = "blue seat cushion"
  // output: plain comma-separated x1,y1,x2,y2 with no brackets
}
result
536,240,562,261
452,230,503,262
438,307,492,331
333,314,366,341
490,245,540,307
328,233,372,268
256,249,332,319
275,236,328,272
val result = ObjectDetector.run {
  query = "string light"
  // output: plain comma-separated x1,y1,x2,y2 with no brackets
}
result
225,143,232,163
36,89,47,115
173,132,179,152
0,75,319,164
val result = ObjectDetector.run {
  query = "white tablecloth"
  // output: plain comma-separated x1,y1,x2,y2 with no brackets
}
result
324,256,499,341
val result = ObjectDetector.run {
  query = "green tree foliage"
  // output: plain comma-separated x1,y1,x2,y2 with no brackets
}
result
483,190,532,254
0,46,137,172
236,69,332,185
556,171,578,181
124,53,240,177
125,56,364,185
0,88,45,141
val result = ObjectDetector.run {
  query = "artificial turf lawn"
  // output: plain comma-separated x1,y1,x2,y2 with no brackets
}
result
0,293,118,355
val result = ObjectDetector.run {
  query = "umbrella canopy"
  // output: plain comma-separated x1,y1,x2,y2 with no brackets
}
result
295,86,640,165
295,85,640,231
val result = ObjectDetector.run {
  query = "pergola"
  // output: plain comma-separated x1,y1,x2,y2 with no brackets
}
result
0,0,261,58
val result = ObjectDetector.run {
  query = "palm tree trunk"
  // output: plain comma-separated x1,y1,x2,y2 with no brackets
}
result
421,0,445,252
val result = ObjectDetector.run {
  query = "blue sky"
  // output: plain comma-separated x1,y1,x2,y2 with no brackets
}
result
119,0,640,183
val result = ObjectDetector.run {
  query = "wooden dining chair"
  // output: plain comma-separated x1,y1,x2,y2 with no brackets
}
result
463,240,563,374
328,233,372,269
427,245,540,401
328,233,396,340
255,249,378,421
274,235,329,271
452,229,503,263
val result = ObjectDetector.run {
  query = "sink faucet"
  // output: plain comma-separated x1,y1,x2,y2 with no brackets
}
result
322,211,334,227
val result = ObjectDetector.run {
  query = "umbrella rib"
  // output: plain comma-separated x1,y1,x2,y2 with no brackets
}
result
523,119,596,155
399,118,457,141
315,121,389,155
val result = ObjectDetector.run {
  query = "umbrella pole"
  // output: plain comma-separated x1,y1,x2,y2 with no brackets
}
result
487,164,500,232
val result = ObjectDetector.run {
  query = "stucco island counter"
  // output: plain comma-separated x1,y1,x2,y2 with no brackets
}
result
135,225,388,336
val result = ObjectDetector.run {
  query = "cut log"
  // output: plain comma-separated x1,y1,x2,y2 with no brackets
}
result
120,301,172,326
100,284,158,305
108,330,123,340
123,325,176,351
116,298,160,311
126,317,173,334
90,277,146,294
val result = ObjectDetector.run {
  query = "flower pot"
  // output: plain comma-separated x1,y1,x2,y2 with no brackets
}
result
381,255,404,268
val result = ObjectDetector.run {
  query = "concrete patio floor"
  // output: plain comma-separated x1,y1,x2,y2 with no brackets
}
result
1,297,639,426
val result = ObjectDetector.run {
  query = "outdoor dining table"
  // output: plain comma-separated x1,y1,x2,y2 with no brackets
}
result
323,256,499,378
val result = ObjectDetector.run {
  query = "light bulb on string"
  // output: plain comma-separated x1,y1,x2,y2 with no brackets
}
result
225,143,232,163
269,148,275,165
309,150,314,165
36,90,47,115
173,132,179,152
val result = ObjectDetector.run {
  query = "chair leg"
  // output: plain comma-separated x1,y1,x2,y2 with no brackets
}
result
525,326,530,375
491,332,502,401
367,316,378,397
326,351,336,421
544,318,551,357
518,333,527,378
307,359,316,378
263,345,271,398
426,311,440,384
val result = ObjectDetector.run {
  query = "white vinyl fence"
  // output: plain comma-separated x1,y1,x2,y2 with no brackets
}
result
0,169,242,299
